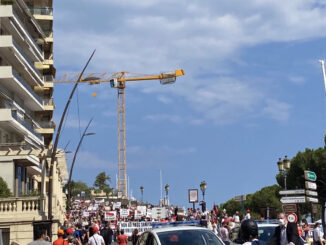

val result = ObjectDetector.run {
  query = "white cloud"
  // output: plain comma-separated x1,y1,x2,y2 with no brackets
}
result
289,76,306,84
54,0,326,124
262,99,291,122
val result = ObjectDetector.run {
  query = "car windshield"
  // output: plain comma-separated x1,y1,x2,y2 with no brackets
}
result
157,230,223,245
258,226,276,241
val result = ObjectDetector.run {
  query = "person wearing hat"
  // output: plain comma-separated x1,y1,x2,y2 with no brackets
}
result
53,229,68,245
244,210,251,220
88,227,105,245
313,221,324,245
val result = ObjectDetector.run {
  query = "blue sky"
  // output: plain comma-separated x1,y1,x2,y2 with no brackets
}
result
53,0,326,209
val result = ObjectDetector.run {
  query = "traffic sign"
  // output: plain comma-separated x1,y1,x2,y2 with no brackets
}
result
305,181,317,190
306,190,318,197
280,196,306,204
286,213,298,223
279,189,305,195
304,171,317,181
306,197,318,203
233,195,246,202
282,204,297,213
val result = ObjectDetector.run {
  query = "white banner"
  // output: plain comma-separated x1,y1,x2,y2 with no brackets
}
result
113,202,121,210
146,209,152,218
105,211,117,220
118,222,152,236
137,206,147,215
120,209,130,218
152,207,167,220
134,210,142,219
83,211,89,217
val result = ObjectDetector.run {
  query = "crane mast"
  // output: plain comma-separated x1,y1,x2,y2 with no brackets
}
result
117,83,127,197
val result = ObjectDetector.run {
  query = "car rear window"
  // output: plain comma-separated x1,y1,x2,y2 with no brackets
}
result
157,230,223,245
258,226,276,241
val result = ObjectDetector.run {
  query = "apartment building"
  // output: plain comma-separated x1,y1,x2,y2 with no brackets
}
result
0,0,66,244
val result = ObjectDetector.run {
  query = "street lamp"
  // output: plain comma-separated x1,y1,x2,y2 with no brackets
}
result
67,118,95,203
277,156,291,190
165,184,169,206
200,181,207,200
140,186,144,203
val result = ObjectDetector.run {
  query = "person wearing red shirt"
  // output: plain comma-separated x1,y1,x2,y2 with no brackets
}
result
117,230,128,245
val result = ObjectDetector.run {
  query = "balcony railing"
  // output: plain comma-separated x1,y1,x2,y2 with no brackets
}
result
38,121,54,128
0,197,41,216
12,40,42,77
43,98,54,106
11,111,43,141
12,70,43,105
13,13,43,55
44,75,53,82
29,7,53,16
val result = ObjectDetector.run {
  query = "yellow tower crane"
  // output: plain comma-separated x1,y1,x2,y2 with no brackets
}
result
55,69,185,197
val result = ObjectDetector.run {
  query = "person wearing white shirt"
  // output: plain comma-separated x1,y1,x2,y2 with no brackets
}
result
88,227,105,245
313,222,324,245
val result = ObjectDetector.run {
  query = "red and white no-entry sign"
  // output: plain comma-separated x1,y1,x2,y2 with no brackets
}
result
286,213,298,223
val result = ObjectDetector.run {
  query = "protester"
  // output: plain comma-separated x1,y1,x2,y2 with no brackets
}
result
219,221,229,245
117,230,128,245
27,229,51,245
313,221,325,245
53,229,68,245
302,219,310,240
240,219,265,245
88,227,105,245
131,229,139,245
100,223,113,245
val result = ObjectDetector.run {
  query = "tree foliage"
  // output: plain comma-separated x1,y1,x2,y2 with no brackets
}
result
219,185,282,219
93,172,112,197
64,181,91,198
0,177,12,197
276,148,326,227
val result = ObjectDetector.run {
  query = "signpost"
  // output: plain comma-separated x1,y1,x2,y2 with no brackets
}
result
282,204,297,213
280,196,306,204
286,213,298,223
306,197,318,203
233,195,246,214
304,171,317,181
279,189,305,195
305,181,317,190
306,190,318,197
189,189,198,211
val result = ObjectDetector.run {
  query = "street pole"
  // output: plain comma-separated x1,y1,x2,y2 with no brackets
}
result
67,118,94,206
48,50,95,239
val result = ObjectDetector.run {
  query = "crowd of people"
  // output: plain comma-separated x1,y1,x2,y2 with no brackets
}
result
27,199,325,245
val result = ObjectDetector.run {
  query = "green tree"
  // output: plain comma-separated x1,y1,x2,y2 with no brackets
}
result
220,199,242,216
276,148,326,229
0,177,12,197
64,181,91,198
94,172,111,192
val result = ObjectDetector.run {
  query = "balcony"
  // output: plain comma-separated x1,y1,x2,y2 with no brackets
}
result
0,66,43,111
30,7,53,21
43,98,55,110
0,35,43,86
35,120,55,134
0,5,43,61
0,108,43,145
29,7,53,16
0,197,43,223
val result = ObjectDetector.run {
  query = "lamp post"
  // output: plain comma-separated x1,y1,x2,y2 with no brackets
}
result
47,50,95,239
277,156,291,190
165,184,169,206
200,181,207,200
140,186,144,203
67,118,95,204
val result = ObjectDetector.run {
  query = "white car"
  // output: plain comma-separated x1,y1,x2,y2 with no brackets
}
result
137,226,225,245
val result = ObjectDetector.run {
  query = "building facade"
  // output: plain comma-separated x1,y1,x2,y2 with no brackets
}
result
0,0,66,244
